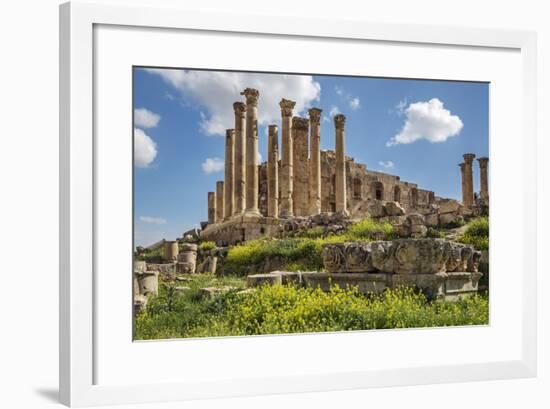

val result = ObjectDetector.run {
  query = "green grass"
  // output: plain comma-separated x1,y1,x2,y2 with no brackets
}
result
458,217,489,251
134,281,489,340
224,219,395,275
198,241,216,252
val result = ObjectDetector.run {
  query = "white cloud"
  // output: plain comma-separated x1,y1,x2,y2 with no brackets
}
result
139,216,167,225
258,152,263,163
329,106,341,117
335,86,344,96
134,128,157,168
378,160,395,169
387,98,463,147
201,157,224,174
349,97,361,110
134,108,161,128
395,98,408,116
147,69,321,136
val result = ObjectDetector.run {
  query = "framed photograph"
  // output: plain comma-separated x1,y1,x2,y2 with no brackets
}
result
60,1,537,406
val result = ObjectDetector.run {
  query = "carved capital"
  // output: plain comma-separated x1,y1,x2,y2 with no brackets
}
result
226,128,235,140
268,124,278,136
240,88,259,106
292,116,309,130
279,98,296,117
334,113,346,129
233,102,246,118
308,107,322,124
463,153,476,165
458,163,465,173
477,157,489,168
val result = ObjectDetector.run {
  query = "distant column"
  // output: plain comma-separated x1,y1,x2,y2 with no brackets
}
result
241,88,261,216
164,241,179,262
267,125,279,218
292,117,309,216
216,181,224,222
308,108,322,215
233,102,247,215
279,98,296,218
224,129,235,220
334,114,348,215
478,157,489,202
463,153,476,208
207,191,216,224
459,163,466,205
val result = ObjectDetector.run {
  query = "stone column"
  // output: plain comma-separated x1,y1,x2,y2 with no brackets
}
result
216,181,224,222
224,129,235,220
477,157,489,202
241,88,261,216
279,98,296,218
308,108,322,215
164,240,179,262
334,114,348,215
459,163,466,205
267,125,279,218
463,153,476,208
233,102,247,215
207,191,216,224
292,117,309,216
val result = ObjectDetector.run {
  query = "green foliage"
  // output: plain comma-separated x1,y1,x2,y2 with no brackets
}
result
443,218,466,229
426,228,444,238
135,283,489,340
135,247,164,263
458,217,489,250
224,219,395,275
198,241,216,252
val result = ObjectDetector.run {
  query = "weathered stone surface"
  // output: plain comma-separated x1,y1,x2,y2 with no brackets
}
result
198,256,218,275
438,199,461,214
134,260,147,273
439,213,460,226
303,272,389,293
391,272,447,299
147,263,176,280
322,239,480,275
134,294,148,314
135,270,159,296
385,201,405,216
198,286,236,299
444,272,482,300
270,271,302,285
247,273,283,287
406,213,425,226
182,228,201,242
368,201,386,218
176,244,197,274
424,213,439,227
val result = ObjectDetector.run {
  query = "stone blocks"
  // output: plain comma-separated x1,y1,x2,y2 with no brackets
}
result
246,273,283,287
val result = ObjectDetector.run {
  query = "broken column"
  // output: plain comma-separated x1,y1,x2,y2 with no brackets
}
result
292,117,309,216
463,153,476,208
176,243,198,274
334,114,348,215
224,128,235,220
279,98,296,218
267,124,279,218
207,191,216,224
241,88,260,216
309,108,322,215
164,240,179,262
233,102,247,216
216,181,224,222
478,157,489,203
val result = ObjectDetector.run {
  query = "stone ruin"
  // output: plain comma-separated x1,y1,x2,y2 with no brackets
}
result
247,238,483,301
199,87,489,246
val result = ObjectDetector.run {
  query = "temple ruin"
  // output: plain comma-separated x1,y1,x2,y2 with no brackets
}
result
202,88,489,245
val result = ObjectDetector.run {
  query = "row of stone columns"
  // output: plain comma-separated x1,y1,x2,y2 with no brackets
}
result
207,89,349,223
459,153,489,208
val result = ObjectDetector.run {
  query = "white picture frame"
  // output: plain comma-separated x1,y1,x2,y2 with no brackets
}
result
59,1,537,406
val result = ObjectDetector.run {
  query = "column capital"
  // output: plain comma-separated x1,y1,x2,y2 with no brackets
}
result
292,116,309,130
268,124,278,134
308,107,322,123
279,98,296,117
463,153,476,164
459,162,465,170
477,157,489,168
334,113,346,129
233,102,246,117
226,128,235,139
241,88,259,106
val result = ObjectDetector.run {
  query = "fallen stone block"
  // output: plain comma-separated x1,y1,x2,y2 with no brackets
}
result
303,272,389,294
269,271,302,285
246,273,283,287
198,286,236,299
385,201,405,216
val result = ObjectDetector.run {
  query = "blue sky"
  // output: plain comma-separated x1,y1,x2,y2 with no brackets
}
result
133,68,488,247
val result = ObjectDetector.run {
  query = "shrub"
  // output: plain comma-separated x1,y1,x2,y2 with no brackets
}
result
134,284,489,339
198,241,216,252
345,219,395,240
134,247,163,263
458,217,489,250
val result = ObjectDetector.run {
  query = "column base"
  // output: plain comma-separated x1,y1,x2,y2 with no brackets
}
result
243,209,262,217
278,210,294,219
